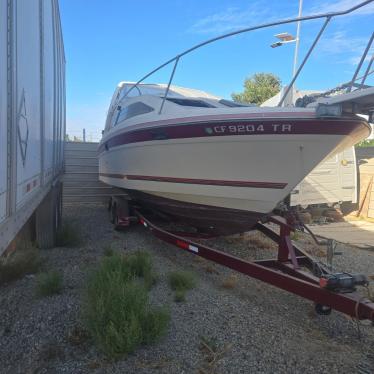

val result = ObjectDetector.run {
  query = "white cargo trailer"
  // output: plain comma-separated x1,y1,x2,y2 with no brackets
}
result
262,90,358,209
290,147,357,208
0,0,65,254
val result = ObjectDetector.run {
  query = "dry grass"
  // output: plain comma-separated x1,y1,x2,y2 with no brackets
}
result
193,256,207,264
136,356,171,370
290,231,301,241
221,274,238,289
204,264,219,274
245,232,276,250
66,325,89,346
37,341,64,362
87,360,103,370
198,336,232,374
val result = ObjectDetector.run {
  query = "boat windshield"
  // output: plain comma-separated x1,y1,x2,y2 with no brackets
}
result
219,99,256,108
113,102,154,126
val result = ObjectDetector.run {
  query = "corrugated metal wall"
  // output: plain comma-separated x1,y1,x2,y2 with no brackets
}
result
63,142,124,204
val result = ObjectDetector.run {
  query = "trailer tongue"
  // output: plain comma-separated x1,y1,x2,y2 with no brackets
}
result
114,204,374,323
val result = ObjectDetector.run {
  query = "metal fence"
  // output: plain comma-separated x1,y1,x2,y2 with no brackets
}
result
65,129,102,143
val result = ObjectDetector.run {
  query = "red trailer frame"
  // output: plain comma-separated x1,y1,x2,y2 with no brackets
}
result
129,207,374,322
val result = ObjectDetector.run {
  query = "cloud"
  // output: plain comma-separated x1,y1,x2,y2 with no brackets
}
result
309,0,374,16
188,0,373,36
188,2,273,34
317,31,373,65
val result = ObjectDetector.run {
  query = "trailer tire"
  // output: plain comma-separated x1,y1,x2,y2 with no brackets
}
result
110,202,118,226
35,187,58,249
108,197,114,223
315,303,332,316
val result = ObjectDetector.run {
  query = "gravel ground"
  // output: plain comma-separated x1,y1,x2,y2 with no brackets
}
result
0,204,373,374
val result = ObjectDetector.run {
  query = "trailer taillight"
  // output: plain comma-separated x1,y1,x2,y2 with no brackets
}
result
176,240,189,250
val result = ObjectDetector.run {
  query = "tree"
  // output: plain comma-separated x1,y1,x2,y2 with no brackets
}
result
231,73,281,105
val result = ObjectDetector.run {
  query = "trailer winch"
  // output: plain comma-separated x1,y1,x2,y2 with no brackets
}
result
319,273,369,293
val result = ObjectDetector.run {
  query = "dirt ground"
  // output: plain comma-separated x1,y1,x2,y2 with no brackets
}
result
0,204,373,374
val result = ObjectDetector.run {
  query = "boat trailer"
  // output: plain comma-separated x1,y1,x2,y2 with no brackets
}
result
109,197,374,323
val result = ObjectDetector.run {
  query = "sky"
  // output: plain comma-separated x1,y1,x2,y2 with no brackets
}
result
59,0,374,141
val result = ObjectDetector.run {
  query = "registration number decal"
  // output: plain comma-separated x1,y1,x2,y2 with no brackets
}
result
205,123,293,135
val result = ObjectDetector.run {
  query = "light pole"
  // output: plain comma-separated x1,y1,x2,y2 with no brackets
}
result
270,0,303,105
293,0,303,78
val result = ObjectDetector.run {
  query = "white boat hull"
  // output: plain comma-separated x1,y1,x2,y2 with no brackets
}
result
99,115,368,234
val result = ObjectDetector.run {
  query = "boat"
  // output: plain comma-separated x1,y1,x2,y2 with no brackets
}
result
98,82,371,234
98,3,374,235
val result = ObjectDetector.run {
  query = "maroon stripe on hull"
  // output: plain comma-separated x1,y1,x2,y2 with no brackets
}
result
99,173,287,189
98,117,369,154
128,190,267,236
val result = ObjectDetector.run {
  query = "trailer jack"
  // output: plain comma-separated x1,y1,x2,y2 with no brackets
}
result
113,201,374,323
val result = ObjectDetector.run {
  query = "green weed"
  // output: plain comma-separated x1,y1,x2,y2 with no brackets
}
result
36,271,63,297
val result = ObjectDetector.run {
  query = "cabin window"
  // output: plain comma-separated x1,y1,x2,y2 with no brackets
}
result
165,98,216,108
219,99,255,107
114,102,154,125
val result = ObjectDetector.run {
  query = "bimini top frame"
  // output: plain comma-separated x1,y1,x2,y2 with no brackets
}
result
121,0,373,113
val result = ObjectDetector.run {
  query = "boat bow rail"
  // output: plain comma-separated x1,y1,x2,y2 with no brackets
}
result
113,0,374,118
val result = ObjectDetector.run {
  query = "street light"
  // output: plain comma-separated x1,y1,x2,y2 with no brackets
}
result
270,33,298,48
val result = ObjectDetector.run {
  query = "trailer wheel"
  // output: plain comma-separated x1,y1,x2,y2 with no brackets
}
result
315,303,332,315
110,202,118,226
108,197,114,223
35,188,57,249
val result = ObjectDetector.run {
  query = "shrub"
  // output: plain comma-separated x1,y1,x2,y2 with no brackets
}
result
82,252,169,358
174,289,186,302
127,251,158,289
56,222,81,247
36,271,63,297
168,270,196,292
0,244,41,285
103,246,114,257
